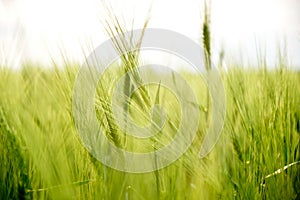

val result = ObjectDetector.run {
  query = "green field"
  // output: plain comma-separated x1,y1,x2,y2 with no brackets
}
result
0,65,299,199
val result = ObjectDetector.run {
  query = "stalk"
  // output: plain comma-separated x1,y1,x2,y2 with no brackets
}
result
202,0,212,124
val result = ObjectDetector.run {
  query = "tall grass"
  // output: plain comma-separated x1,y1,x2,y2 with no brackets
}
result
0,64,299,199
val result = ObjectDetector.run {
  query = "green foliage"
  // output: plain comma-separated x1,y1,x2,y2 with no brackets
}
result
0,65,299,199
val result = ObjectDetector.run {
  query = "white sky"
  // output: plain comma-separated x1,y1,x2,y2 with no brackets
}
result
0,0,299,68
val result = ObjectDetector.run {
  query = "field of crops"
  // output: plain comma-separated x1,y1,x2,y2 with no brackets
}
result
0,65,299,199
1,0,300,199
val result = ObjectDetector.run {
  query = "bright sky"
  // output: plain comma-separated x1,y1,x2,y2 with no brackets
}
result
0,0,299,68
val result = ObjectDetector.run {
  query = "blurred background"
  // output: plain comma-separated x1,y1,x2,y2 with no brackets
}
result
1,0,299,68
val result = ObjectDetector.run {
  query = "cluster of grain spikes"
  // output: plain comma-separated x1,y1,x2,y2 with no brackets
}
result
99,1,168,198
99,0,153,148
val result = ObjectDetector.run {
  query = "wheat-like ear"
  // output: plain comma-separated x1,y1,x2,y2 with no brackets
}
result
101,0,152,103
101,0,152,69
202,0,212,123
97,0,153,147
202,0,211,70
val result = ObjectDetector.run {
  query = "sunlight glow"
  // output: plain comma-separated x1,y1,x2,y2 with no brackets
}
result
0,0,299,68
